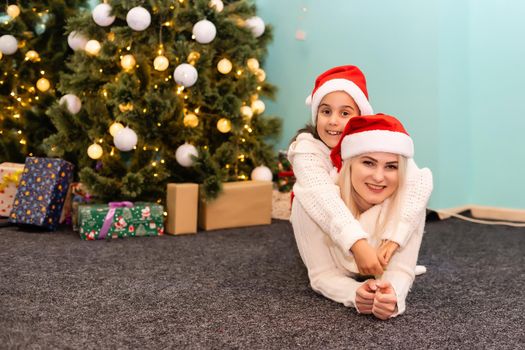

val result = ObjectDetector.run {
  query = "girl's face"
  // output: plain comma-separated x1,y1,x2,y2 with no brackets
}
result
351,152,399,211
316,91,360,148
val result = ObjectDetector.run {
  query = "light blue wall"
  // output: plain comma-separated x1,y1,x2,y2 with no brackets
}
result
257,0,525,210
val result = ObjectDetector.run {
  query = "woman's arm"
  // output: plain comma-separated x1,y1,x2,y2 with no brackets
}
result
288,134,368,256
381,214,426,316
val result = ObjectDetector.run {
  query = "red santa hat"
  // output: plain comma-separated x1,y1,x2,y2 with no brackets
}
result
306,65,373,124
330,114,414,171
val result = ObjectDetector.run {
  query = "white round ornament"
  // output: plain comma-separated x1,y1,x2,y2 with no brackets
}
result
59,94,82,114
126,6,151,31
0,35,18,55
175,143,198,167
173,63,198,87
67,31,88,51
245,16,265,38
92,3,116,27
209,0,224,12
192,19,217,44
251,165,273,181
114,127,138,151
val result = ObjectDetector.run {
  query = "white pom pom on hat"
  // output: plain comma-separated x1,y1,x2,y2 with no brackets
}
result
305,65,373,124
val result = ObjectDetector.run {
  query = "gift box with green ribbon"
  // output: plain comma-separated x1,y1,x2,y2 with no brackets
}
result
78,202,164,240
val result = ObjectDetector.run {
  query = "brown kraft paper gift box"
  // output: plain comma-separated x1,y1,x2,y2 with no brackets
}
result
198,180,272,230
166,183,199,235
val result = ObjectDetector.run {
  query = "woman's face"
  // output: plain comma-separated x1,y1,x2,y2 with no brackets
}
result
351,152,399,210
316,91,360,148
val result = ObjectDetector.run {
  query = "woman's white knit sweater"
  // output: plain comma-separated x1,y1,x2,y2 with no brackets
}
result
288,133,433,256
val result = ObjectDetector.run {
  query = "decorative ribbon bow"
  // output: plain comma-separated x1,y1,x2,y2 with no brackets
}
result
0,170,23,192
99,201,133,240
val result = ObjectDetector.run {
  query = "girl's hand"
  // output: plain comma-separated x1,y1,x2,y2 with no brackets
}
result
355,279,377,314
351,239,384,276
377,240,400,268
372,280,398,320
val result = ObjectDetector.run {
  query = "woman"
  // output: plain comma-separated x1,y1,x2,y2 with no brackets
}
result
290,114,432,320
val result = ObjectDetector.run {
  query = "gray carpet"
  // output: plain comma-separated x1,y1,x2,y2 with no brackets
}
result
0,217,523,349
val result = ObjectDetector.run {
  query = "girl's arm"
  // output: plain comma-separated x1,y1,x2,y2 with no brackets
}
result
382,159,433,249
288,134,368,256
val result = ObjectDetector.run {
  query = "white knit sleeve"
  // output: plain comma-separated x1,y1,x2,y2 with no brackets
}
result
381,214,426,317
288,134,368,255
382,159,433,248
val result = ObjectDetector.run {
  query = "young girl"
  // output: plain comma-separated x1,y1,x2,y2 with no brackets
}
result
291,113,431,319
288,65,432,277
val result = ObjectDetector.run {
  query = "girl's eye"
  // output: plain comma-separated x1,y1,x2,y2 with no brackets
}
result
362,160,374,167
386,164,398,170
341,111,350,117
321,109,331,115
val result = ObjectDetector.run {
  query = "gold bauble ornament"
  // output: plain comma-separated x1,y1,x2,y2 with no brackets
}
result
251,100,265,114
183,113,199,128
25,50,40,62
240,105,253,119
217,58,232,74
187,51,201,65
255,68,266,82
87,143,103,159
153,55,169,71
7,5,20,19
109,122,125,137
118,102,134,112
85,40,101,55
217,118,232,133
0,51,3,60
247,58,259,72
120,54,136,70
36,78,50,92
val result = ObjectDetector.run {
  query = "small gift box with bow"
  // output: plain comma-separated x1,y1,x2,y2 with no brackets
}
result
77,202,164,240
9,157,73,230
0,162,25,217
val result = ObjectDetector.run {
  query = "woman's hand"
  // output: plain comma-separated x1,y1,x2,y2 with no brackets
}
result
377,240,400,268
351,239,384,276
372,280,398,320
355,279,377,314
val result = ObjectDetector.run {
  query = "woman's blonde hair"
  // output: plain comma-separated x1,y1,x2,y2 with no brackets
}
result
338,154,407,237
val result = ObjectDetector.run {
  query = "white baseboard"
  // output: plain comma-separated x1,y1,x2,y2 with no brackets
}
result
433,205,525,222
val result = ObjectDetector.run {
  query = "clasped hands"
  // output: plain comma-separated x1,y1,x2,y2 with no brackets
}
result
351,239,399,320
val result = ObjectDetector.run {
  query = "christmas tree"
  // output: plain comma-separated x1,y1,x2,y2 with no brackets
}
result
45,0,281,203
0,0,88,162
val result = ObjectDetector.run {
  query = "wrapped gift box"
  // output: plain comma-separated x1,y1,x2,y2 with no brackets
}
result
166,183,198,235
65,183,94,231
78,202,164,240
0,162,24,217
198,180,272,230
9,157,73,230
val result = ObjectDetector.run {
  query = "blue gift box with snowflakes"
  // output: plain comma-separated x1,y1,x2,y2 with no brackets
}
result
9,157,73,230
